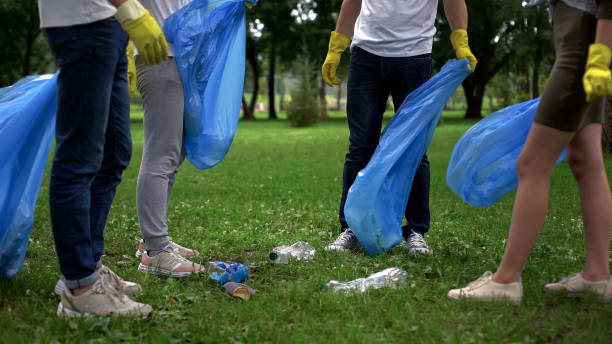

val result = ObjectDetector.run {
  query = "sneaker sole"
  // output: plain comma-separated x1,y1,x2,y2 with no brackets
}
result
137,263,199,278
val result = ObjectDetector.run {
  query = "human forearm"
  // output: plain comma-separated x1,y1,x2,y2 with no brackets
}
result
443,0,467,31
335,0,361,37
595,19,612,49
109,0,128,7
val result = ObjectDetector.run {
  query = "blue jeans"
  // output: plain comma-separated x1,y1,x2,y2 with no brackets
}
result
44,18,131,288
340,46,432,238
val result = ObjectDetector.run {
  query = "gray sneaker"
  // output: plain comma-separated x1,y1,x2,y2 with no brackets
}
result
405,230,432,255
55,264,142,297
56,277,152,318
325,229,360,252
138,249,204,277
544,272,612,302
135,238,199,258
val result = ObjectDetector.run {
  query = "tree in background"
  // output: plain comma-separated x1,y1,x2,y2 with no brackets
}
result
286,57,320,127
0,0,55,87
434,1,553,118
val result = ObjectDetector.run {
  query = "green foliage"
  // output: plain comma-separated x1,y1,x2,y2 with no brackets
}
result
286,59,321,127
0,0,55,87
2,114,612,342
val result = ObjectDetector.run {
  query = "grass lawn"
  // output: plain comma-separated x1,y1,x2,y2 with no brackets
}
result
1,111,612,343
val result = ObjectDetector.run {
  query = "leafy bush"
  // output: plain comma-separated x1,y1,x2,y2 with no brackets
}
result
286,59,320,127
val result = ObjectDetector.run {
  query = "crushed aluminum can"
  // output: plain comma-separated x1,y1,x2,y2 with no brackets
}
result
323,267,408,293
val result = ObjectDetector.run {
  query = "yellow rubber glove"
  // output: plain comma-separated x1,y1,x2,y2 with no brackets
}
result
126,42,137,95
450,29,478,72
322,31,351,87
115,0,168,65
245,1,254,9
583,43,612,102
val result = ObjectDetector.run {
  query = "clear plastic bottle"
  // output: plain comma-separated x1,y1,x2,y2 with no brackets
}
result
323,267,408,293
269,241,315,264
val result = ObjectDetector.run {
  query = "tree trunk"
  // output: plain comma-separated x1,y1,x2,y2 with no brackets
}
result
22,33,35,77
336,84,342,110
320,76,329,120
531,49,542,98
267,47,277,119
242,95,255,120
243,35,259,120
602,97,612,154
279,76,285,111
462,79,483,119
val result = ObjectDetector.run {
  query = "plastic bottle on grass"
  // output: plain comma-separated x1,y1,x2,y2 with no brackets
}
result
322,267,408,293
269,241,315,264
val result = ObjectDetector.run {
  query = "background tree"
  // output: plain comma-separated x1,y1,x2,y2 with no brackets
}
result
433,0,553,118
0,0,54,87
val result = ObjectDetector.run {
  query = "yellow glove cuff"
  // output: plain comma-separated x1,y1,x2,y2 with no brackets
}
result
329,31,351,54
450,29,469,50
586,43,611,70
115,0,147,24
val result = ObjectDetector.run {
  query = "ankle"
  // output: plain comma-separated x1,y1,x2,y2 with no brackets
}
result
492,271,521,284
581,271,610,282
70,283,93,296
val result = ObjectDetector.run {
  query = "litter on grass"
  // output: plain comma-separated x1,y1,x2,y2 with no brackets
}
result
208,261,250,285
269,241,315,264
322,267,408,293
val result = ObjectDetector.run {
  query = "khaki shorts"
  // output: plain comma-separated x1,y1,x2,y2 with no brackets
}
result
534,1,604,132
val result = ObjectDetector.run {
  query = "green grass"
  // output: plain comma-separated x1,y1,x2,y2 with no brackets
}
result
1,112,611,343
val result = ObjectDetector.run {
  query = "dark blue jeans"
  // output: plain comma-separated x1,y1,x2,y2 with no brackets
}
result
44,18,131,288
340,46,432,238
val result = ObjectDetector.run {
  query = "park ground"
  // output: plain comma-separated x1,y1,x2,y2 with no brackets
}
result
1,110,612,343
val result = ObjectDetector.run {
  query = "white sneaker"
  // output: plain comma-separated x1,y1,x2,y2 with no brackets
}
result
56,278,152,318
138,249,204,277
55,265,142,297
405,230,433,255
324,229,360,252
448,271,523,304
544,272,612,302
135,238,199,258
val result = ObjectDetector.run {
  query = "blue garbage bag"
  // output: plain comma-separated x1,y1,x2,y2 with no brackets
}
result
344,60,471,255
164,0,257,170
0,73,58,278
446,98,566,207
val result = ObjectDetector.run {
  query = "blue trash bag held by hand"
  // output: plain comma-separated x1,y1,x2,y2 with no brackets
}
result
344,60,471,255
164,0,256,170
0,73,58,278
446,98,566,207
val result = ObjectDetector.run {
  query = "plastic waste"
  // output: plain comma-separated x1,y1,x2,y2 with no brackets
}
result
269,241,315,264
344,60,471,255
208,261,250,285
323,267,408,293
446,98,567,207
0,73,58,278
164,0,258,170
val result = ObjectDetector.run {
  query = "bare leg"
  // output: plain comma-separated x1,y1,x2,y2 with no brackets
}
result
493,123,574,283
567,123,612,281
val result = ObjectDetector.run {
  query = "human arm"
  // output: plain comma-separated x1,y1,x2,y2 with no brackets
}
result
442,0,477,72
321,0,361,87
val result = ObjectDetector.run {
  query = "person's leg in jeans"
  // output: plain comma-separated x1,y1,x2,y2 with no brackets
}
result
135,56,202,276
326,47,389,251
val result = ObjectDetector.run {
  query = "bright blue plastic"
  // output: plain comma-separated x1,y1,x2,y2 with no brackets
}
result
209,262,250,285
446,98,566,207
0,73,58,278
164,0,256,170
344,60,471,255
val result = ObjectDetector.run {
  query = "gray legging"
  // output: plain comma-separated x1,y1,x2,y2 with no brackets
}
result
135,56,185,255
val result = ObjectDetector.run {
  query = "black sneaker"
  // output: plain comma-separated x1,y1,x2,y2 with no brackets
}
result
324,229,360,252
405,230,432,255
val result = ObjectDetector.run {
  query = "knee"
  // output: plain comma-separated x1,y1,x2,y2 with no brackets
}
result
515,152,554,179
567,150,602,180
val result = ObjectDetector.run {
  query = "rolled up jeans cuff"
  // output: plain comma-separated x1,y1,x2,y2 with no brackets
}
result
62,270,99,289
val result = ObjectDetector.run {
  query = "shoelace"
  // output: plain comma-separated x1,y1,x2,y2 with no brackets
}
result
409,233,428,249
466,272,493,290
333,231,355,245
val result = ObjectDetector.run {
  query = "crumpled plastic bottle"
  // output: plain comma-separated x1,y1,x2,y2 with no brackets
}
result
269,241,315,264
207,261,249,285
323,267,408,293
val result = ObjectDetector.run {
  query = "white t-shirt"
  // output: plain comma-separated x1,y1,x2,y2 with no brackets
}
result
137,0,192,57
38,0,116,28
352,0,438,57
